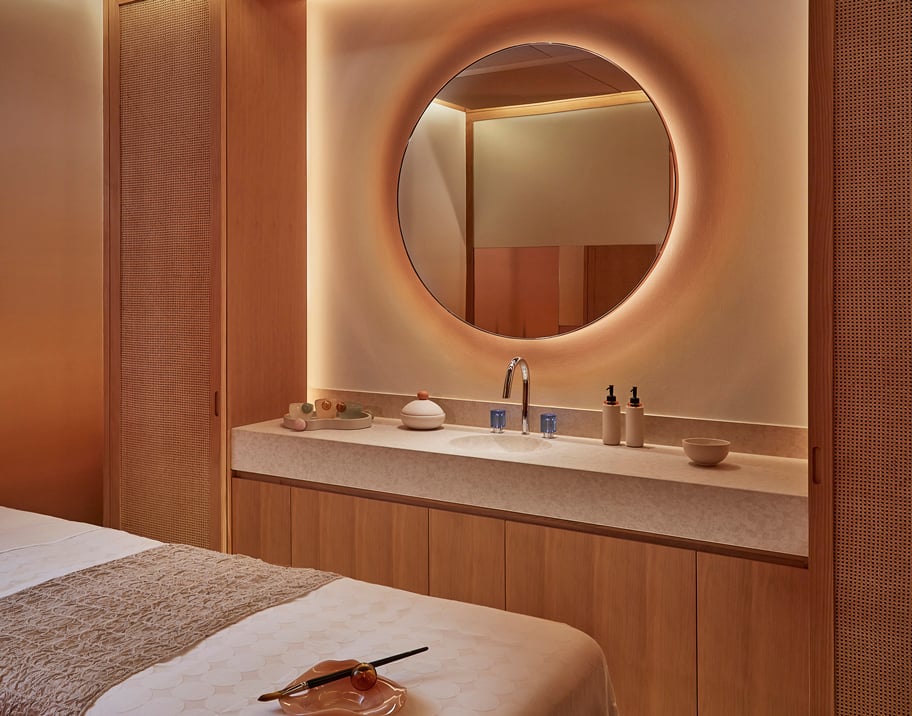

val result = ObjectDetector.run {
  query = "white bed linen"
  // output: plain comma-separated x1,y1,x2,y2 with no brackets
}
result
0,508,615,716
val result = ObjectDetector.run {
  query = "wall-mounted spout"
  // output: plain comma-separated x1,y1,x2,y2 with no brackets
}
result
502,356,530,434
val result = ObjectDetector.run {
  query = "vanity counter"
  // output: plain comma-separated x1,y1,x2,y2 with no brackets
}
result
232,417,807,561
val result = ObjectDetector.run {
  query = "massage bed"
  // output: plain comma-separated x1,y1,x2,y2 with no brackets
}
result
0,507,617,715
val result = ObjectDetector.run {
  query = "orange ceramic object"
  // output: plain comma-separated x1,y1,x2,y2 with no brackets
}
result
349,663,379,691
278,659,407,716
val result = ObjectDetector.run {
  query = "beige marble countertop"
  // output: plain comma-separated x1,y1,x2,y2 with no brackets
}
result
232,417,808,559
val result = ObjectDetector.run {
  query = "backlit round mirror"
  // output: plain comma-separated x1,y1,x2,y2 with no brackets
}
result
398,43,676,339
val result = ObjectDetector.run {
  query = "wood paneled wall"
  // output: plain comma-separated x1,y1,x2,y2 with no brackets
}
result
225,0,307,431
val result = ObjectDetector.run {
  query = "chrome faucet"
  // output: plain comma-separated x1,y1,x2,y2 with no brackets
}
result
502,356,531,434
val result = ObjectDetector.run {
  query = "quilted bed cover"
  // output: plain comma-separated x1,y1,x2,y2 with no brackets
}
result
0,507,616,716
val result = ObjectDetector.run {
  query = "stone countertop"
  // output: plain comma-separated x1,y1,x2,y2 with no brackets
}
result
232,417,808,559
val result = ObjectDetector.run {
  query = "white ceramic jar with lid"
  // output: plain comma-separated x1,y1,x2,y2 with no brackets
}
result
400,391,446,430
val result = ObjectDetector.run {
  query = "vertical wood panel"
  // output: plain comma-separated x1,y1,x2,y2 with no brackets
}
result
429,509,504,608
505,522,696,716
697,553,810,716
290,487,429,593
473,246,560,337
231,477,291,565
464,117,475,323
584,244,658,322
225,0,307,431
808,1,835,714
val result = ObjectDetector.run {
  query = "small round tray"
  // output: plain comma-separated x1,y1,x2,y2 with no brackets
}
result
279,659,407,716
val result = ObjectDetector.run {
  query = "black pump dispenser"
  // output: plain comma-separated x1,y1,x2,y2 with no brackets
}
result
602,384,621,445
625,386,644,447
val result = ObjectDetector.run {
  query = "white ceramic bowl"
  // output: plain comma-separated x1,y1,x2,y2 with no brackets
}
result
682,437,731,466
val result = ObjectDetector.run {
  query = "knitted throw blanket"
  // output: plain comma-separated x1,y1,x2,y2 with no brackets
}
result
0,544,340,716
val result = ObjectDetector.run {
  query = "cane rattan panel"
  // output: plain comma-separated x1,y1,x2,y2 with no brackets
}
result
833,1,912,713
116,0,216,548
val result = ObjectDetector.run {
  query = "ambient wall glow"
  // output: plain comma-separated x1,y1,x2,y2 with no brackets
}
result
307,0,808,427
0,0,103,522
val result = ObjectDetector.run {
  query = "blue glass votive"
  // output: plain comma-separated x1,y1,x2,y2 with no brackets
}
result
540,412,557,438
490,409,506,433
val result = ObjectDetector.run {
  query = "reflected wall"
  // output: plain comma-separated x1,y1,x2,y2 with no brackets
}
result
307,0,808,426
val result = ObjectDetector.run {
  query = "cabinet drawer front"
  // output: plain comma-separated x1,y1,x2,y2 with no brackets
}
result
291,487,428,593
506,522,696,716
429,510,505,608
697,553,809,716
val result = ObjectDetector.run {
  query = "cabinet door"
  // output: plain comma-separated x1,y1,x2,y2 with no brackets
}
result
697,553,809,716
506,522,696,716
429,510,504,608
231,477,291,565
291,487,428,593
106,0,223,549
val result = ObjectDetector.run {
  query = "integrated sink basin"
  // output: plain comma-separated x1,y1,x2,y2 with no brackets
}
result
448,433,553,454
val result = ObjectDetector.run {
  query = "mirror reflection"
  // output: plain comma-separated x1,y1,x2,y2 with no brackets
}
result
398,43,675,339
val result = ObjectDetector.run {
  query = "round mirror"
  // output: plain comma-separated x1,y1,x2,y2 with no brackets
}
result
398,43,676,339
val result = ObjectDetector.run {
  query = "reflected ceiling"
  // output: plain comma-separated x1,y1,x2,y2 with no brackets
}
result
436,43,642,110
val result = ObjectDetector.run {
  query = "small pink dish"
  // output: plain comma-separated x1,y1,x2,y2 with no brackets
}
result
279,659,407,716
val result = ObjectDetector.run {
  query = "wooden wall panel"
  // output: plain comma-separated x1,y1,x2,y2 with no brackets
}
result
584,244,658,322
225,0,307,431
473,246,560,337
808,0,835,712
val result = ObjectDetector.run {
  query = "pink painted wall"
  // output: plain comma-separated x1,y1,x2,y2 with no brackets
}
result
0,0,104,522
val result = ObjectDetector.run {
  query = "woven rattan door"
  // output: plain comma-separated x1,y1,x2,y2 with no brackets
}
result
810,1,912,713
106,0,223,549
105,0,308,551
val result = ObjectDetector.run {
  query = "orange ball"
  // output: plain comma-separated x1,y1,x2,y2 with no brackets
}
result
349,663,378,691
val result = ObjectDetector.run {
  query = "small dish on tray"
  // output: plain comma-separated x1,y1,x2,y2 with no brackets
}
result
278,659,407,716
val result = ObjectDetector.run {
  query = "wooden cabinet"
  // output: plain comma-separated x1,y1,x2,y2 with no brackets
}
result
231,475,809,715
429,509,505,608
105,0,306,549
506,522,697,716
290,487,429,594
230,477,291,566
697,553,809,716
